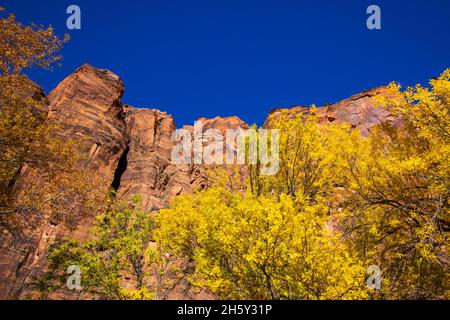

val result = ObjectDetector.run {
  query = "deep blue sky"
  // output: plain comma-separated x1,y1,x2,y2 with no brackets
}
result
4,0,450,126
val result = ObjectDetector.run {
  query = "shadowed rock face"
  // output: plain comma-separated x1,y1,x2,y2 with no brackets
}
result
0,64,394,299
117,111,251,210
0,79,50,300
117,107,190,210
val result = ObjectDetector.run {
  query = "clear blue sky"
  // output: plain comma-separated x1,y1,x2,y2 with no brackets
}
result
4,0,450,126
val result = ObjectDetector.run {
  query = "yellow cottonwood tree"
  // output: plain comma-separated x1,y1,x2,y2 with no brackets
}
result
341,70,450,299
156,187,367,300
0,6,68,74
155,70,450,300
0,6,103,233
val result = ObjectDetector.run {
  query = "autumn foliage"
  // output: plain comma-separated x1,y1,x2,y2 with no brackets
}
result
0,6,103,234
154,70,450,299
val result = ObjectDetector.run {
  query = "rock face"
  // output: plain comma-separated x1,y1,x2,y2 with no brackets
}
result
117,107,190,210
266,87,397,136
47,64,129,178
197,115,249,132
0,64,394,299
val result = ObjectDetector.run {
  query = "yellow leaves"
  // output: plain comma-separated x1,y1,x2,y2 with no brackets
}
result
415,243,437,261
0,76,106,231
0,7,68,75
260,109,356,200
154,68,450,300
156,70,449,299
0,8,84,233
339,68,450,299
120,287,154,300
368,224,380,237
430,68,450,102
155,186,367,300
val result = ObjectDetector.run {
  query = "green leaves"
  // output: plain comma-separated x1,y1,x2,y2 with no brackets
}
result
43,197,154,300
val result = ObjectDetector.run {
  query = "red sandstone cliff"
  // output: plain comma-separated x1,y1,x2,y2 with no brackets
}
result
265,87,398,135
